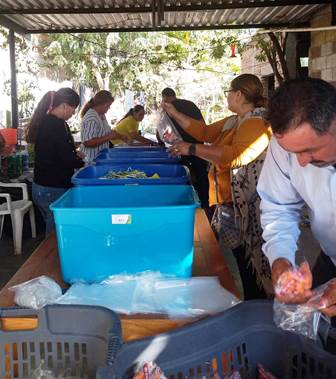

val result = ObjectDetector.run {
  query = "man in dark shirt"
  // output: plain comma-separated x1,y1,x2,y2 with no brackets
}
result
161,88,209,209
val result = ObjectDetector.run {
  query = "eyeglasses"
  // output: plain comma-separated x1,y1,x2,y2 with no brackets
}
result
224,89,234,97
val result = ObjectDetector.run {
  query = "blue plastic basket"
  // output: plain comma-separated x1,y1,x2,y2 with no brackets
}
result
50,185,198,283
101,146,165,153
0,305,121,379
101,300,336,379
94,150,180,165
72,164,190,186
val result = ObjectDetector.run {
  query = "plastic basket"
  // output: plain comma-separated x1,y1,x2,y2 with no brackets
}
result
50,185,198,283
0,305,121,379
101,146,165,153
105,300,336,379
94,150,180,165
71,164,190,186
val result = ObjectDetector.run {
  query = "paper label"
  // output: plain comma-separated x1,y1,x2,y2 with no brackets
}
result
111,214,132,224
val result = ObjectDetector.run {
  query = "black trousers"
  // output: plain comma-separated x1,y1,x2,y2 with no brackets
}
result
232,245,267,300
181,156,209,209
312,251,336,353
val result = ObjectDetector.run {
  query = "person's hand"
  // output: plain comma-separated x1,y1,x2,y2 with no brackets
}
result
109,130,127,142
168,142,190,157
161,102,178,118
76,150,85,159
317,278,336,317
272,258,313,304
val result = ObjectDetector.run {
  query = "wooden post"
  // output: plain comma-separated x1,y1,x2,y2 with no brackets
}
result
8,29,19,129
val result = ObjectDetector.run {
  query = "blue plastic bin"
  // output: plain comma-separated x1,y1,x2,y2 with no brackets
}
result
94,150,180,165
72,164,190,186
101,146,165,153
50,185,198,283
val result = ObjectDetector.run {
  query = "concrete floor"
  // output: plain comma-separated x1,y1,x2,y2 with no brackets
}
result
0,216,44,289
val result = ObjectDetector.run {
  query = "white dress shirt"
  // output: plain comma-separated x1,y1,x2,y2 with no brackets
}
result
257,137,336,267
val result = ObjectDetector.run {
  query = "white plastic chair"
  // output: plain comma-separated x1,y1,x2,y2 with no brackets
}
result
0,182,36,255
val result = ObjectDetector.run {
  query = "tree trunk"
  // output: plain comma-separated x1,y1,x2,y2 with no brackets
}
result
268,32,290,81
264,47,284,85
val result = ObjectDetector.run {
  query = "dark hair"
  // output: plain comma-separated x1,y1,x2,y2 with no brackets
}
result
266,77,336,135
119,105,145,122
231,74,267,108
161,87,176,98
80,90,114,118
26,87,79,143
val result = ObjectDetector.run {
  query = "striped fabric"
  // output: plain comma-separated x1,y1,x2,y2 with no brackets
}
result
80,108,111,162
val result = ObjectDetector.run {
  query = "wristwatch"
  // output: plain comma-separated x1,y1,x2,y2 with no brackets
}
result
188,143,197,156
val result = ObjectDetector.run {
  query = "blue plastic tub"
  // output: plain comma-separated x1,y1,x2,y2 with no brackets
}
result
50,185,198,283
72,164,190,186
101,146,165,153
94,150,180,165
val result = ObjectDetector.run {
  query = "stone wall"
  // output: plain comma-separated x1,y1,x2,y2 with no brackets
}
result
309,5,336,84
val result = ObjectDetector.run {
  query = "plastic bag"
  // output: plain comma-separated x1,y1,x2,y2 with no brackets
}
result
9,276,62,309
155,111,182,146
123,361,167,379
274,280,331,340
30,360,82,378
57,272,239,318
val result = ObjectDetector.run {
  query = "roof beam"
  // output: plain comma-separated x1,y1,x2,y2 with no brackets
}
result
0,0,331,15
26,22,308,34
0,15,26,34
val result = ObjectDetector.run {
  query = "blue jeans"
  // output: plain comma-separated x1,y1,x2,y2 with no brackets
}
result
32,183,68,235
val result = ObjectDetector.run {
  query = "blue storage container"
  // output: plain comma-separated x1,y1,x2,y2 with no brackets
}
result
50,185,198,283
94,150,180,165
72,164,190,186
101,146,165,153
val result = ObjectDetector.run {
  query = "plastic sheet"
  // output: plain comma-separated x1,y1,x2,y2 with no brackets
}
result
9,276,62,309
31,360,82,379
57,272,240,318
274,280,331,340
155,111,182,146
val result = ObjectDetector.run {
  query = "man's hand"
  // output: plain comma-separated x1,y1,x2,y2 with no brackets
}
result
272,258,313,304
162,102,178,118
168,142,190,157
318,279,336,317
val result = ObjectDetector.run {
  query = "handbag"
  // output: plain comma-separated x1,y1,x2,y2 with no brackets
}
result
211,203,241,250
210,165,241,250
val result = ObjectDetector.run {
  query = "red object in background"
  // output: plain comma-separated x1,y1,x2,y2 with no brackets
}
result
0,128,17,145
230,44,236,58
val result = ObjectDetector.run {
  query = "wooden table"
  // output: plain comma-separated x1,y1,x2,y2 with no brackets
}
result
0,209,239,341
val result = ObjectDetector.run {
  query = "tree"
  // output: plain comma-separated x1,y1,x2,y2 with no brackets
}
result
249,32,290,84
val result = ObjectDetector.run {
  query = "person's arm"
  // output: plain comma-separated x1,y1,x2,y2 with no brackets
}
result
81,119,124,147
162,102,225,143
54,124,84,169
257,137,304,268
128,131,157,146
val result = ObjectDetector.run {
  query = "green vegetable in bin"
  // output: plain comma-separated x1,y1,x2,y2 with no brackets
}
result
100,167,160,179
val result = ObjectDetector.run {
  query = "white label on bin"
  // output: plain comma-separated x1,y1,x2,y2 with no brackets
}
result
112,214,132,224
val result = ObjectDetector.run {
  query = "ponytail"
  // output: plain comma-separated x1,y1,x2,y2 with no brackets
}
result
80,98,94,118
80,90,114,118
26,88,79,144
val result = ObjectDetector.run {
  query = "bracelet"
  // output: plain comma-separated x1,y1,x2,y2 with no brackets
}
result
188,143,196,156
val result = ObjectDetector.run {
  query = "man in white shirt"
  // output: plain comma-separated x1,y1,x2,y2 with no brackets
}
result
257,77,336,317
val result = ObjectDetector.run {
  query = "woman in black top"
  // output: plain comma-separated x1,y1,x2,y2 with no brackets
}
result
26,88,84,235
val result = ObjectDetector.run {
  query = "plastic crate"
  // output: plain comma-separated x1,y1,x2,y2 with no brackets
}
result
94,150,180,165
50,185,198,283
71,164,190,186
0,304,121,379
101,146,165,153
104,300,336,379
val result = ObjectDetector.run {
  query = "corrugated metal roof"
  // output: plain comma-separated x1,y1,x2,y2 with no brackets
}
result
0,0,330,34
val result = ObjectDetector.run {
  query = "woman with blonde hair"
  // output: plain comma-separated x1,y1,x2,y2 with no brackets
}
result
163,73,273,299
80,90,125,161
26,87,84,235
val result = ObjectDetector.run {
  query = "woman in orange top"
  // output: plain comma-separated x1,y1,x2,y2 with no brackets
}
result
163,74,272,299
